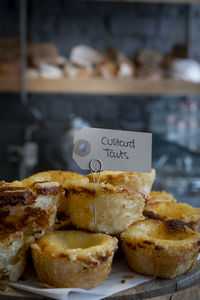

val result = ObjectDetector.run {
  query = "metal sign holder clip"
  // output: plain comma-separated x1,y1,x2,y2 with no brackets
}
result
89,159,103,224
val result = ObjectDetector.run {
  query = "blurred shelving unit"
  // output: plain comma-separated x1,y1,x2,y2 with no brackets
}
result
0,0,199,97
0,76,200,95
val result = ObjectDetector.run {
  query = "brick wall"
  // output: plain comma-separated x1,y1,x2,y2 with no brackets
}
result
28,1,188,56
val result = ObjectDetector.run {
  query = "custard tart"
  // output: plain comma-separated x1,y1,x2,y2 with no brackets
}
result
87,169,156,196
66,182,145,235
9,171,88,231
0,181,61,234
0,231,42,281
121,219,200,279
32,230,118,289
143,201,200,230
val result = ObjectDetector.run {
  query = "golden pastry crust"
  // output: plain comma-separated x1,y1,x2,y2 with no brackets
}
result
0,181,7,188
143,202,200,230
32,230,118,289
121,219,200,279
149,191,176,205
11,170,88,188
87,169,156,196
10,171,89,230
66,182,145,235
53,211,72,230
0,181,61,234
0,232,25,281
0,230,43,281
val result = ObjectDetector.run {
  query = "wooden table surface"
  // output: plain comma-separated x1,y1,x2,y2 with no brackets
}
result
1,284,200,300
149,284,200,300
1,260,200,300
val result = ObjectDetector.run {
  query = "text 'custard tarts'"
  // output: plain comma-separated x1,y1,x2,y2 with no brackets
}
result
87,169,156,196
32,230,118,289
144,202,200,230
65,182,145,235
121,219,200,279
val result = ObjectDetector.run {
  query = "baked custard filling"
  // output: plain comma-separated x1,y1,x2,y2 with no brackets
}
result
36,230,118,260
42,231,110,249
122,219,199,242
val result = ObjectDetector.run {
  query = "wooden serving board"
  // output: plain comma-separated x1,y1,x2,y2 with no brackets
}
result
0,261,200,300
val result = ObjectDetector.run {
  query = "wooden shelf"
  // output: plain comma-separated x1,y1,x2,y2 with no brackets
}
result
0,76,200,96
0,76,21,93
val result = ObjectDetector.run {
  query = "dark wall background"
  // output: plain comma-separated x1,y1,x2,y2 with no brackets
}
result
0,0,199,181
28,1,187,56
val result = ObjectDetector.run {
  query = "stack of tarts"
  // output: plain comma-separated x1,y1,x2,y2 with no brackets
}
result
0,168,200,290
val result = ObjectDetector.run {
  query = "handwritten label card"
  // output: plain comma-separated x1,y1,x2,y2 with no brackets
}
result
73,128,152,173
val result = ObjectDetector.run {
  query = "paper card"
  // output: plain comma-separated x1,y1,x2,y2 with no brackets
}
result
73,128,152,173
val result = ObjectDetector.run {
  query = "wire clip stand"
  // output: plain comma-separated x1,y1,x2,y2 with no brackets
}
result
89,159,103,224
